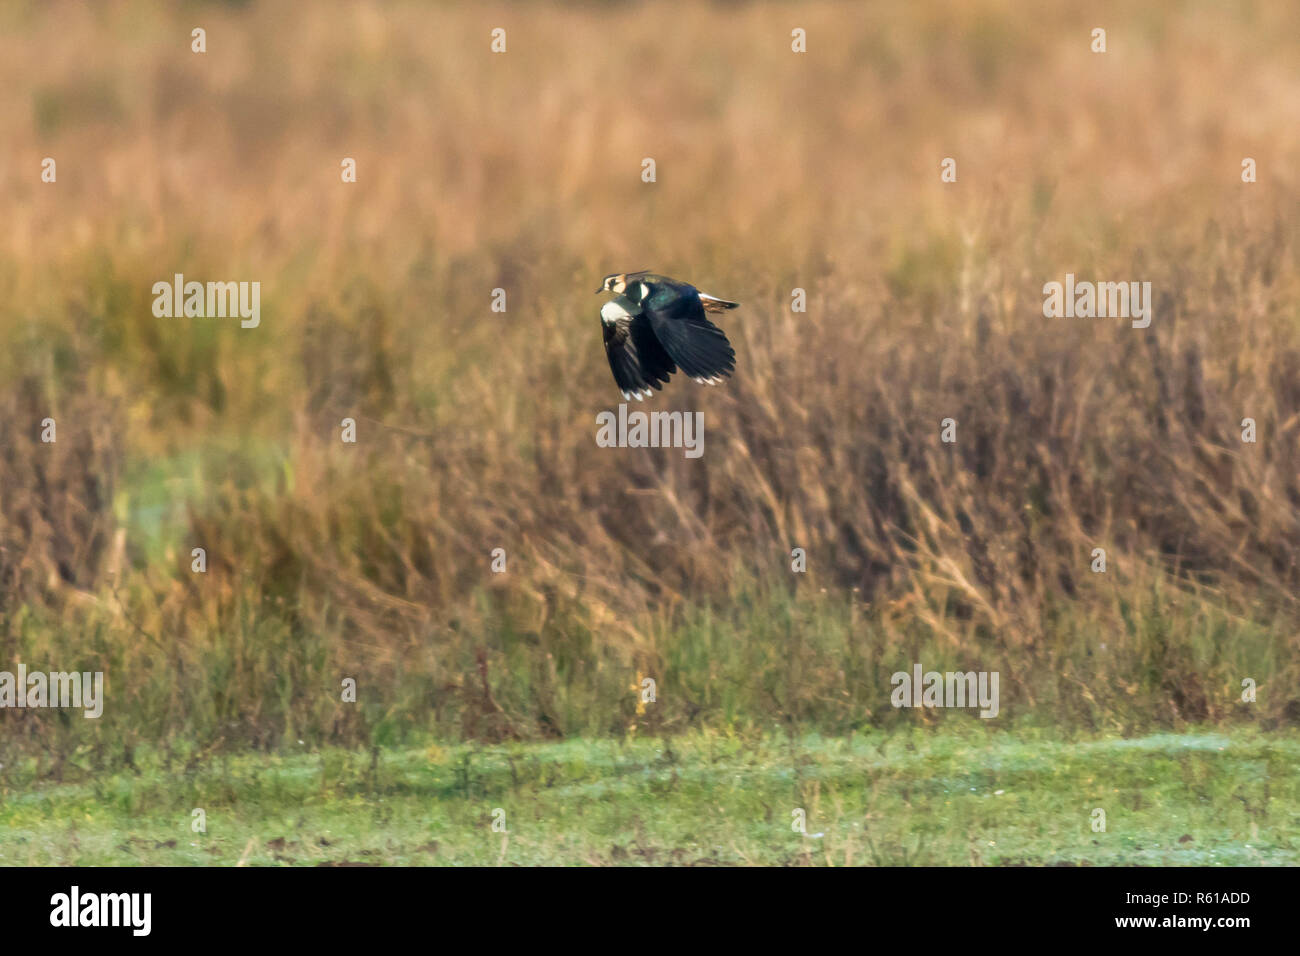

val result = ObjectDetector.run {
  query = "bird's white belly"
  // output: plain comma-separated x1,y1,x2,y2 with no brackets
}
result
600,295,639,326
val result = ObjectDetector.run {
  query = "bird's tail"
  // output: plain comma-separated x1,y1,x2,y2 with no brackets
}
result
699,292,739,313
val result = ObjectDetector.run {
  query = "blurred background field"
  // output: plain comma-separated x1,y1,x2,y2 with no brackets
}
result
1,0,1299,786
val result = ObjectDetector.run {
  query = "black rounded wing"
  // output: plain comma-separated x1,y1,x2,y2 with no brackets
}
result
602,311,677,400
641,283,736,385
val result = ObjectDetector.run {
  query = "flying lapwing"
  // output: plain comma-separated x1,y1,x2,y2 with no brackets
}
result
597,272,737,400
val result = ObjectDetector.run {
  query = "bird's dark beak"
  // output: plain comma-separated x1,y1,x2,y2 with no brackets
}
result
595,285,605,293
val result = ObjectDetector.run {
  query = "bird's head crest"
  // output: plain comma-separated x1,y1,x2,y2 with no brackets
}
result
597,271,651,294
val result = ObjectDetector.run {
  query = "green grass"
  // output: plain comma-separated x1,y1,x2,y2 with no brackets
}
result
3,727,1296,865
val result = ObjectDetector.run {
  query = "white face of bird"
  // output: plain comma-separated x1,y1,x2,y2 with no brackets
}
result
598,271,650,295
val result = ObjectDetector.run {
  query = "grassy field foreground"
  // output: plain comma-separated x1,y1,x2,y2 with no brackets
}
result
2,728,1296,866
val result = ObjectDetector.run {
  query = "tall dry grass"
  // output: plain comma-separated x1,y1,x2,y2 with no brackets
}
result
1,1,1299,767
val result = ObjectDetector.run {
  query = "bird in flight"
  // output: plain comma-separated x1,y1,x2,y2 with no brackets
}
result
597,271,737,400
